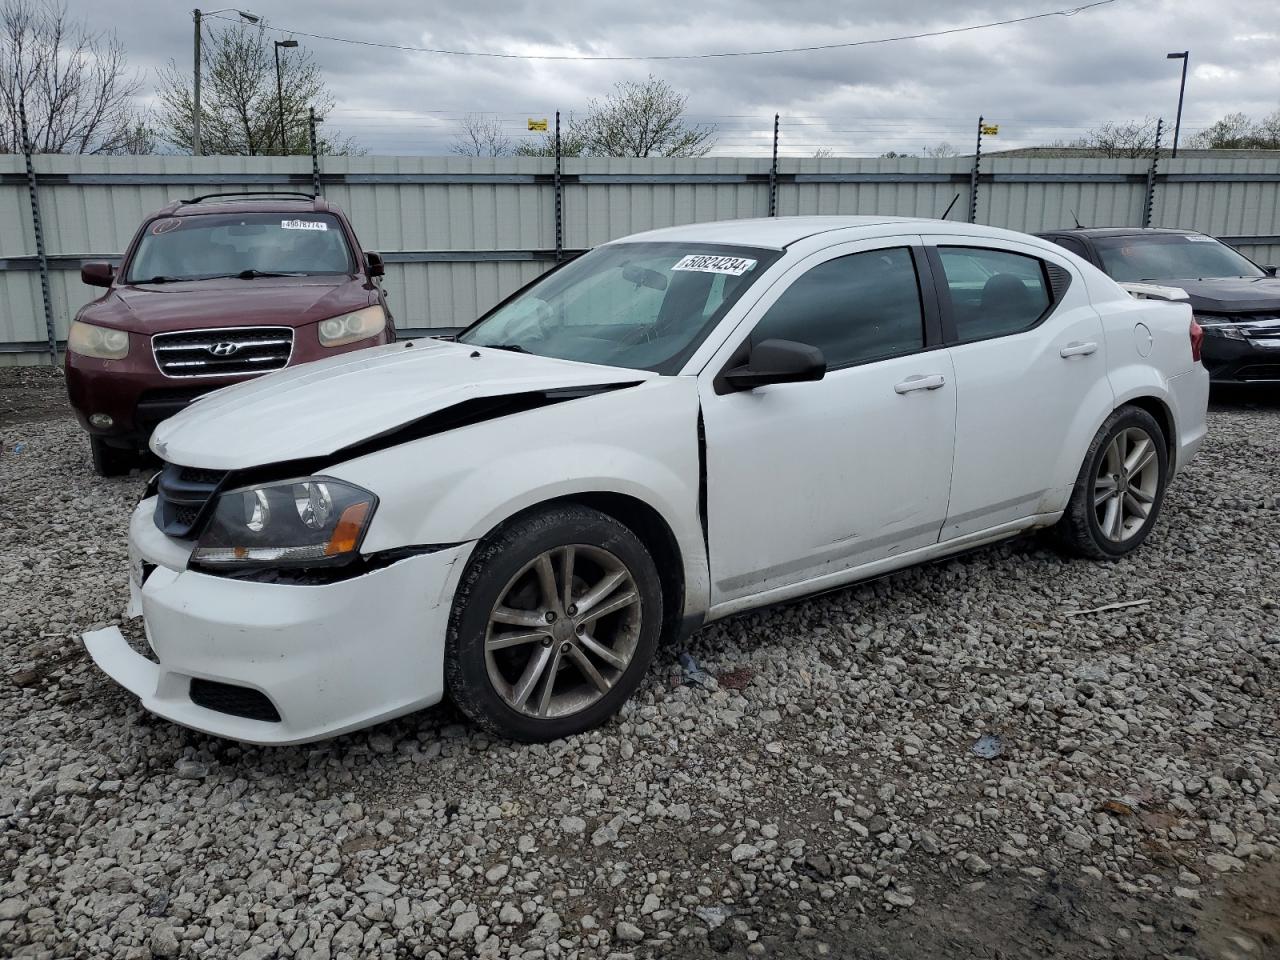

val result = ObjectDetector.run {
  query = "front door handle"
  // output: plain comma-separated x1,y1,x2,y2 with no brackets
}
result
1060,340,1098,358
894,374,947,394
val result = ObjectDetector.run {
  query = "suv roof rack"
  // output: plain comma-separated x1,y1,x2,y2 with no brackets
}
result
178,191,318,204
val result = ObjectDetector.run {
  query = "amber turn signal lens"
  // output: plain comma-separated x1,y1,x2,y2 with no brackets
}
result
325,502,371,556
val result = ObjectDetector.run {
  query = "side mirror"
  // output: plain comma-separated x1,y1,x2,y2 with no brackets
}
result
81,261,114,288
365,251,385,277
1263,265,1278,277
723,338,826,391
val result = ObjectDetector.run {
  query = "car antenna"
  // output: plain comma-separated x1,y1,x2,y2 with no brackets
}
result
1070,208,1085,229
938,193,961,220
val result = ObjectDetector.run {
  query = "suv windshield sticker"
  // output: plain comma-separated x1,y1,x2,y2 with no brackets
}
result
672,254,757,276
1185,235,1215,242
281,219,328,231
150,218,182,236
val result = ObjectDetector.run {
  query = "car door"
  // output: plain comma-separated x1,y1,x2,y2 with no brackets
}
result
923,236,1113,540
698,238,957,607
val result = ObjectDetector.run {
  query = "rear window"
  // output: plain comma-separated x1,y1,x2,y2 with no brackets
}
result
127,212,354,283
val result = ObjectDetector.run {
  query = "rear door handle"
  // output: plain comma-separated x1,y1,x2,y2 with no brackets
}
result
894,374,947,394
1060,340,1098,358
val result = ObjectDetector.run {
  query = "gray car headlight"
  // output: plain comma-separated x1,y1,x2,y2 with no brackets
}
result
191,477,377,568
1194,316,1246,341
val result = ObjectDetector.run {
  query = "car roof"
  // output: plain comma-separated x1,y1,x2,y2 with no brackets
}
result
609,216,1049,249
154,195,345,219
1040,227,1201,240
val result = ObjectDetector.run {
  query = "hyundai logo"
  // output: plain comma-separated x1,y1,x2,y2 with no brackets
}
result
208,341,241,357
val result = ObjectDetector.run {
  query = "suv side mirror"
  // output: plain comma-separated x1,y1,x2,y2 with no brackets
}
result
723,338,826,391
81,261,114,288
365,251,385,277
1263,265,1278,277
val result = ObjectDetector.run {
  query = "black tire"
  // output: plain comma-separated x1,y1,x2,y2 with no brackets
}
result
1056,405,1168,560
90,436,136,477
445,504,663,742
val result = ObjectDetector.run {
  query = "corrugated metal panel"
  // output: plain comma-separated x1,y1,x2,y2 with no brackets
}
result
3,153,1279,363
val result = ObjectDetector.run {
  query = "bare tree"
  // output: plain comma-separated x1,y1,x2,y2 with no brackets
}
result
922,142,957,158
0,0,147,154
1188,110,1280,150
1071,118,1161,158
514,115,588,157
450,113,512,157
812,146,834,158
155,21,357,156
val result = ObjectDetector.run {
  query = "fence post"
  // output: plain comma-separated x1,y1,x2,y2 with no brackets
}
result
308,107,322,197
554,110,563,261
968,115,984,224
1142,118,1165,228
768,113,779,217
18,97,56,365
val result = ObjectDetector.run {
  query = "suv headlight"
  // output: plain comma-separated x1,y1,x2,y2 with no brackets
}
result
318,306,386,347
192,477,376,568
68,320,129,359
1194,315,1246,340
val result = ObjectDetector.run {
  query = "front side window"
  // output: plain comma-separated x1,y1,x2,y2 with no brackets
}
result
748,247,925,368
127,212,354,283
459,242,780,373
938,247,1052,342
1094,234,1264,282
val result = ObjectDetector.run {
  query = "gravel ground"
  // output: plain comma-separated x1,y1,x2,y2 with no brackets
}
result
1,367,1278,960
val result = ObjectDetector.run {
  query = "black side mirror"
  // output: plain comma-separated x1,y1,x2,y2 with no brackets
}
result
723,338,826,391
81,261,114,288
1263,265,1278,277
365,251,385,278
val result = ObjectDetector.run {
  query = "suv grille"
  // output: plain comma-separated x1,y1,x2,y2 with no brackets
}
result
152,326,293,378
154,462,228,538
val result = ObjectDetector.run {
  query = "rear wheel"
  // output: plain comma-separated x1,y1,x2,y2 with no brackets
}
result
445,505,663,742
90,436,136,477
1056,406,1168,559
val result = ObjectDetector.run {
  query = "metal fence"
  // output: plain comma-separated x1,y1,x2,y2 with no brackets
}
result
2,153,1278,363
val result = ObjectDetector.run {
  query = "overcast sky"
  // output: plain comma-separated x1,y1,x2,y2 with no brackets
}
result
79,0,1279,157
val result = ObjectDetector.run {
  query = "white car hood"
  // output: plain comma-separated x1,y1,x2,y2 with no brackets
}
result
151,339,654,470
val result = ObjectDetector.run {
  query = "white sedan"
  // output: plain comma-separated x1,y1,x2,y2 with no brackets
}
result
84,217,1209,744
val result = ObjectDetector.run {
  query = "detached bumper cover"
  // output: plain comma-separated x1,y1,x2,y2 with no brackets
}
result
84,499,472,745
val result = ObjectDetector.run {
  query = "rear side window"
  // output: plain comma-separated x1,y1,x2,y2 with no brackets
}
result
937,247,1052,343
750,247,925,368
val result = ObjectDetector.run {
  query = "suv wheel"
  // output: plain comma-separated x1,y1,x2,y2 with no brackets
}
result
1056,406,1168,559
445,505,663,742
90,436,136,477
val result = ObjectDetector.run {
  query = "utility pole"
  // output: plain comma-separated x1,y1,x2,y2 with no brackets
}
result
1166,51,1189,158
192,8,260,156
274,39,299,154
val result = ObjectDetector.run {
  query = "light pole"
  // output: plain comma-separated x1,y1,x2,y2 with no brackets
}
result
1167,51,1189,158
192,8,260,156
274,40,299,155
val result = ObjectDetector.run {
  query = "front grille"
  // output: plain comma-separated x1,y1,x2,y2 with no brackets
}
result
152,326,293,378
190,679,281,722
154,462,228,538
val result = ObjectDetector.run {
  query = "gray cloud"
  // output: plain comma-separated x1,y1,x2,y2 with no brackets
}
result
79,0,1280,156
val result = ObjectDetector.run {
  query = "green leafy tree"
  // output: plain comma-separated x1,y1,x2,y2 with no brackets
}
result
155,21,357,156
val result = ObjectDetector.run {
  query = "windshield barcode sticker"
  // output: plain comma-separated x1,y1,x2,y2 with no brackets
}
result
672,254,757,276
281,219,328,231
1184,235,1214,242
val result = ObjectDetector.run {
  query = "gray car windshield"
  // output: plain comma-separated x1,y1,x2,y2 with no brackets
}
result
458,242,780,373
127,212,354,282
1095,235,1264,282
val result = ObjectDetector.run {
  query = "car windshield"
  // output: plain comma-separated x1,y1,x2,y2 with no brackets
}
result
126,212,354,282
1095,234,1264,282
458,242,781,373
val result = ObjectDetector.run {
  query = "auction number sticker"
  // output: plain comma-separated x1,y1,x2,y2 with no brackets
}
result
281,219,328,231
672,254,757,276
1184,235,1215,242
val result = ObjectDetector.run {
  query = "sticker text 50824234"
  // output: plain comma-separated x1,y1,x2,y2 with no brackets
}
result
281,219,328,231
671,254,757,276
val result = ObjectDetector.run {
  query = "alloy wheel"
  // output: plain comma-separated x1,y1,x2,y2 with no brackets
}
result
1093,426,1160,543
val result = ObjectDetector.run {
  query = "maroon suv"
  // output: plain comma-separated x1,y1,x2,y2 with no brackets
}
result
66,192,395,475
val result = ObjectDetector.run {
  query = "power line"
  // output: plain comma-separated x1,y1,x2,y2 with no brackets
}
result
209,1,1116,62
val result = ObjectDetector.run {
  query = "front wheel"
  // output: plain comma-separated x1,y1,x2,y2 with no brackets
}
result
445,505,663,742
1056,406,1168,560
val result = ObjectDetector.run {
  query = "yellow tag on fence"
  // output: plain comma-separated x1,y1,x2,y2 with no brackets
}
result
981,124,1000,136
528,118,548,132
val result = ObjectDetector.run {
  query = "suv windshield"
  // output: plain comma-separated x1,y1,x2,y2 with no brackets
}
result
458,242,780,373
126,212,354,283
1095,234,1264,282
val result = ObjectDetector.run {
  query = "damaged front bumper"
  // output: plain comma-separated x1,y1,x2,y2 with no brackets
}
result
83,497,473,745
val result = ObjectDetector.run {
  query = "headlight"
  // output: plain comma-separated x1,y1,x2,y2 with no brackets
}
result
68,320,129,359
1194,316,1246,340
318,306,386,347
192,477,376,568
